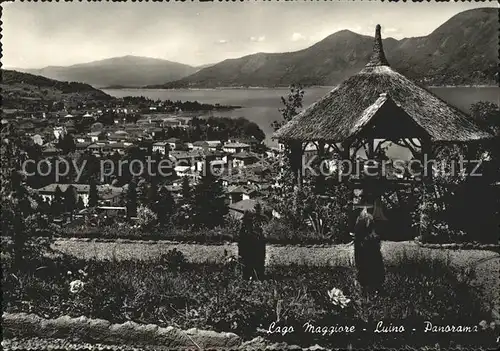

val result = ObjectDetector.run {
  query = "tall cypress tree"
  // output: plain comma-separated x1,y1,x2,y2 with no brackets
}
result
192,162,228,229
147,178,159,209
52,186,64,216
272,85,304,191
88,177,98,207
180,176,191,203
126,180,138,218
64,185,77,220
155,186,175,227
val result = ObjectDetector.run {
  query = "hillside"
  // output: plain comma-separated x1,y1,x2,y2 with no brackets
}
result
157,8,497,88
1,69,113,110
18,56,198,88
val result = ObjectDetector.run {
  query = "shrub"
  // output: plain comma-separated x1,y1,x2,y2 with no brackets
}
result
263,219,335,244
159,248,187,272
137,205,157,230
269,183,351,243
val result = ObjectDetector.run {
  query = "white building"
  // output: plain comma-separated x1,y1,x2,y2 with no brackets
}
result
223,142,250,154
152,142,169,155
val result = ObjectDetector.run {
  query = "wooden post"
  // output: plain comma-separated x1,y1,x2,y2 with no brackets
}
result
316,140,325,193
367,138,375,159
290,141,303,189
419,137,433,239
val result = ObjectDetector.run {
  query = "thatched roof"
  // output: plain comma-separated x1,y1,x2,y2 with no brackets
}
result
274,25,492,143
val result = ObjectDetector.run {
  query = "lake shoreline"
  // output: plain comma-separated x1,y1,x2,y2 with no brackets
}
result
103,86,499,147
104,85,498,91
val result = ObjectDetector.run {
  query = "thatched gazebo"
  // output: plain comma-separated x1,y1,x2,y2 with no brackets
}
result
273,25,492,237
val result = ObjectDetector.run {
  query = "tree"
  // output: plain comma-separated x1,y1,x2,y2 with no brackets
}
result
147,178,159,208
154,186,175,227
88,177,98,207
2,170,32,265
77,196,85,210
64,185,78,220
271,84,304,132
272,85,305,193
181,176,191,203
97,112,115,126
1,125,54,265
137,181,150,206
126,180,138,218
192,163,228,228
51,186,64,216
470,101,500,136
57,133,76,154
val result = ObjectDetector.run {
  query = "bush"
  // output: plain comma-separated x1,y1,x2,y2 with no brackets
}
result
416,181,499,244
263,219,336,244
137,205,157,230
414,143,499,245
269,183,351,243
159,249,187,272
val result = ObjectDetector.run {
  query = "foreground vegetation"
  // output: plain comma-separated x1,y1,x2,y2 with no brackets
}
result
1,251,496,349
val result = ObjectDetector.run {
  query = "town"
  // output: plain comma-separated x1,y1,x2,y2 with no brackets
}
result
2,88,287,227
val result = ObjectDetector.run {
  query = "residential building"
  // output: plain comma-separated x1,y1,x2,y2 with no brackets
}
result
88,131,105,143
152,141,169,155
166,137,182,151
37,184,125,208
75,142,92,152
109,142,129,154
223,142,250,154
227,185,259,204
37,183,91,207
230,151,258,168
228,199,268,220
42,145,62,157
206,140,222,151
192,140,209,151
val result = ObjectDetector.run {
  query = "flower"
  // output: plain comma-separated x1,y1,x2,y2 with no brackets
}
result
224,255,237,266
327,288,351,309
67,271,72,276
69,280,85,294
188,309,199,318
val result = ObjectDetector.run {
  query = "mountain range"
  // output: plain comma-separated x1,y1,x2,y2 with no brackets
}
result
11,8,498,89
156,7,498,88
16,56,200,88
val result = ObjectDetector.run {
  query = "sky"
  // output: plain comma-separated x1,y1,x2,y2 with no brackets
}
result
2,1,496,69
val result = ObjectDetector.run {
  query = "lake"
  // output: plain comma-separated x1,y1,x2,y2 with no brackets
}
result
103,87,500,146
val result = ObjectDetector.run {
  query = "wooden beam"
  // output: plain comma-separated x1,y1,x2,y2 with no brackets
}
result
290,141,303,189
327,142,343,156
401,139,420,159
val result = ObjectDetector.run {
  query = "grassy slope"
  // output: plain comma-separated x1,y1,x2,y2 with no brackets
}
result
1,69,113,108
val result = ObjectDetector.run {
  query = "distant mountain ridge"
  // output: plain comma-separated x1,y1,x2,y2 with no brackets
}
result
155,8,497,88
17,56,198,88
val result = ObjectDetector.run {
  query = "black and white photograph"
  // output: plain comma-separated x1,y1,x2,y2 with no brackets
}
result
1,1,499,350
